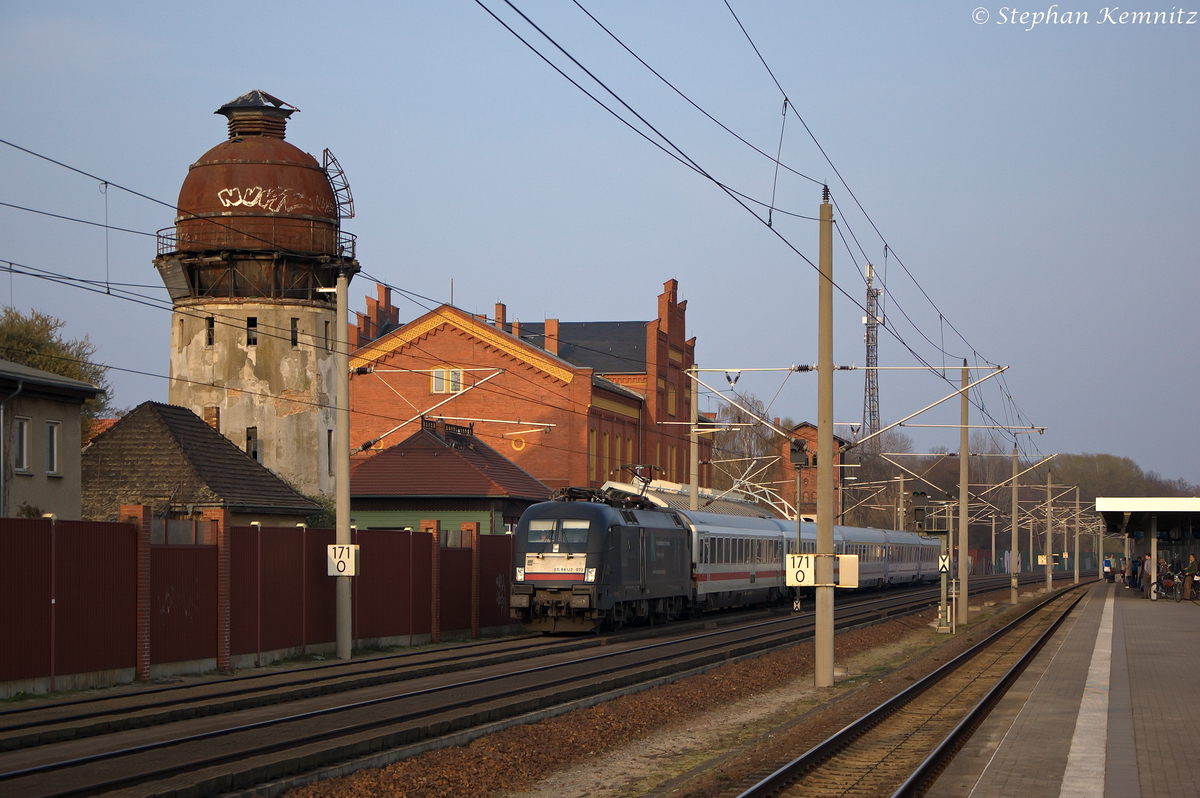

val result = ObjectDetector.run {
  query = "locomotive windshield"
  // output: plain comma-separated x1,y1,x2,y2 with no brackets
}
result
526,519,591,545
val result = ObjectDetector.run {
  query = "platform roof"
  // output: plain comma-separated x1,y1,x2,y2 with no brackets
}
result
1096,497,1200,538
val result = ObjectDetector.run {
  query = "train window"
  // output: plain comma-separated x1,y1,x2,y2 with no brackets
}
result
562,519,590,544
528,520,555,543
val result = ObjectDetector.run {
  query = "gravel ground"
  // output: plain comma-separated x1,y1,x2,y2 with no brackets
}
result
279,587,1052,798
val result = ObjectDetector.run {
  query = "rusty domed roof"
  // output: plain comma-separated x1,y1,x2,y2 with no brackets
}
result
173,91,339,255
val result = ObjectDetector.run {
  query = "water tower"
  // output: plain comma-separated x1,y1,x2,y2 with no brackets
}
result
154,90,358,496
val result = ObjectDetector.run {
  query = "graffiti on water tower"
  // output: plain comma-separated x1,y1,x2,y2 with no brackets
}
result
217,186,334,216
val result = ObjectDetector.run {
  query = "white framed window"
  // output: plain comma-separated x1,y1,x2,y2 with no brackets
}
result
14,417,29,471
45,421,60,475
431,368,463,394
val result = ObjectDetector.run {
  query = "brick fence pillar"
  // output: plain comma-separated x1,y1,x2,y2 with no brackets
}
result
120,505,152,681
421,520,441,643
462,522,481,638
202,508,232,671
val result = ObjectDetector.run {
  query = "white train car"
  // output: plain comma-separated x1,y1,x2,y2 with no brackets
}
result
679,511,942,608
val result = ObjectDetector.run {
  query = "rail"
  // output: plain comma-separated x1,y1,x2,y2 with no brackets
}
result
736,581,1091,798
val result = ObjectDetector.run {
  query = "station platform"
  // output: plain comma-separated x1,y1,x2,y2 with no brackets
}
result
928,580,1200,798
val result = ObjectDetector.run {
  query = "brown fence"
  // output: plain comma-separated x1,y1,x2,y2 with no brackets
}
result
0,519,136,685
479,535,515,629
354,529,432,642
54,521,137,676
1,513,518,692
151,545,218,664
0,519,53,682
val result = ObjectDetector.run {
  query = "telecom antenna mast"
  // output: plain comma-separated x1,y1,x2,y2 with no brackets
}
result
862,263,882,448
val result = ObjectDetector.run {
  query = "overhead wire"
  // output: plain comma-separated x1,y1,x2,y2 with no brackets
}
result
579,0,1016,435
718,1,1033,440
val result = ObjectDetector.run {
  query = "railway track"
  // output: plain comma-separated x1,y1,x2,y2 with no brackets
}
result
735,582,1088,798
0,574,1062,798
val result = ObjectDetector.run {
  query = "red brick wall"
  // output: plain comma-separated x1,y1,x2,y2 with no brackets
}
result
780,425,844,516
351,322,593,489
120,505,152,679
349,281,710,490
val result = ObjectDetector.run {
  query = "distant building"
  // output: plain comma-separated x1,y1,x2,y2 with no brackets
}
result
0,359,104,520
82,401,320,526
350,418,551,535
780,422,847,521
153,90,359,496
348,279,711,490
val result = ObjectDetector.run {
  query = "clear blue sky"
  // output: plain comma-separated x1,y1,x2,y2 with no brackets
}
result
2,2,1197,483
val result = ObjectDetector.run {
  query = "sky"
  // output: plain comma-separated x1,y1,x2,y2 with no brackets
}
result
1,1,1197,484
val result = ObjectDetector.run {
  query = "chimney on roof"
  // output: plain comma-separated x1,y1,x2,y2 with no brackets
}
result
545,318,559,355
512,319,521,339
495,302,506,330
434,418,446,438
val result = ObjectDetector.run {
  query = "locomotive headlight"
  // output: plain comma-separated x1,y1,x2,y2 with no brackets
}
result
516,567,525,582
585,567,597,583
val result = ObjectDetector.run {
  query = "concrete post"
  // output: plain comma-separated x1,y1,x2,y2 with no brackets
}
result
121,505,152,681
991,516,996,576
1045,470,1053,592
1073,487,1080,584
689,368,699,512
815,187,835,687
335,267,353,661
1010,445,1019,604
1150,515,1158,601
957,361,969,624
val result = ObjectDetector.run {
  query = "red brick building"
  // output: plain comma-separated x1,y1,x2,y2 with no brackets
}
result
348,280,710,491
780,422,847,520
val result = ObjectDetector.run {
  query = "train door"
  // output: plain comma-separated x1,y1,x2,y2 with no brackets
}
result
639,528,647,592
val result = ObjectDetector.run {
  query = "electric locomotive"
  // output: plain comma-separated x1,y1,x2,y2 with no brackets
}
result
509,487,941,633
509,495,692,632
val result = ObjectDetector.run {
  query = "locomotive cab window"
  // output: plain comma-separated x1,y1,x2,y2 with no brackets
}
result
528,520,555,543
526,518,591,546
562,519,590,544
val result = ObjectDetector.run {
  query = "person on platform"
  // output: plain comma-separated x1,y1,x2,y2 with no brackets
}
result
1185,553,1198,602
1142,553,1154,599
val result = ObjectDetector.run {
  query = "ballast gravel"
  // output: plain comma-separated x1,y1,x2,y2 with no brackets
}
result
279,587,1048,798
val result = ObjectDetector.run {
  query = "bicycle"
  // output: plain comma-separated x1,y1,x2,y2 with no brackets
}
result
1156,572,1183,602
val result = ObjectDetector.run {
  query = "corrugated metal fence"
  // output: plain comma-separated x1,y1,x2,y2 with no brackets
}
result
0,516,515,692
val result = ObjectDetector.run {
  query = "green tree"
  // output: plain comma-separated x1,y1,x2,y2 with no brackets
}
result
0,308,112,432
